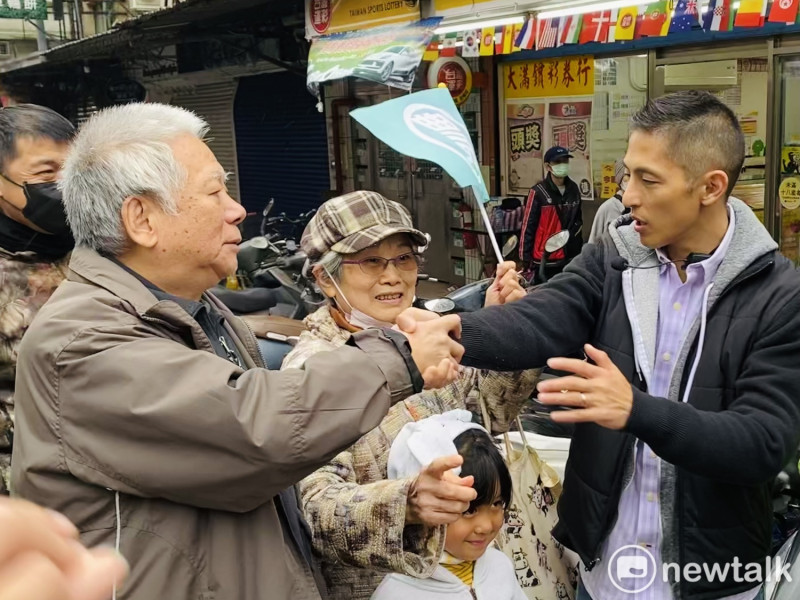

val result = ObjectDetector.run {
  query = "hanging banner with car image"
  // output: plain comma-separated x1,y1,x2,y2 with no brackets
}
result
307,17,441,97
503,57,594,200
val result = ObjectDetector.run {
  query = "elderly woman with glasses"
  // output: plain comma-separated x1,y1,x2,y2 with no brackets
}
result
282,191,540,600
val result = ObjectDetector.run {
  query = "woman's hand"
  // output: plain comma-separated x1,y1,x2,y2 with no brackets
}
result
484,261,526,307
405,455,477,526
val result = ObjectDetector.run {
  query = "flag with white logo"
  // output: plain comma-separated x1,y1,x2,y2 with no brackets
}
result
351,88,489,203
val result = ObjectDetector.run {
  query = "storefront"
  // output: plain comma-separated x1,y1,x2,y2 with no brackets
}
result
496,22,800,264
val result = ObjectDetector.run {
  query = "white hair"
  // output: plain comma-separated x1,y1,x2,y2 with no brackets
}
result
60,103,209,256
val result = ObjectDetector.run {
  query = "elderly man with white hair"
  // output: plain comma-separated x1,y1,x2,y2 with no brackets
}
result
10,103,465,600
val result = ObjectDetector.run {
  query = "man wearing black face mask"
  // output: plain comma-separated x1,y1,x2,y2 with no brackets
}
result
0,104,76,495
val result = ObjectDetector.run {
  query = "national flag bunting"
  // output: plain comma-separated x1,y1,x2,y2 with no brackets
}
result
616,6,639,40
536,17,560,50
480,27,495,55
607,9,620,41
637,1,669,37
768,0,799,23
461,29,481,57
669,0,701,33
511,22,524,51
422,39,439,61
579,10,613,43
558,15,583,45
515,17,536,50
734,0,768,26
703,0,733,30
496,25,515,54
440,32,457,56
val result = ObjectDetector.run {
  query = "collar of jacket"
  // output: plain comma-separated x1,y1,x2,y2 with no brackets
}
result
609,197,776,297
544,172,574,196
66,247,261,367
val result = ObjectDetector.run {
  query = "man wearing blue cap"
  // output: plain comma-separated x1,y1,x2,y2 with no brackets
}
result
519,145,583,283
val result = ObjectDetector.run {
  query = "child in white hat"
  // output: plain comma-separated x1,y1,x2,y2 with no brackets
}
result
372,410,526,600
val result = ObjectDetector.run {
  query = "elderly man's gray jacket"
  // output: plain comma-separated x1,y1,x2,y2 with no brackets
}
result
459,199,800,599
11,247,421,600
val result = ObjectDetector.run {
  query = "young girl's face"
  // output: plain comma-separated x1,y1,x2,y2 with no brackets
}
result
444,496,506,562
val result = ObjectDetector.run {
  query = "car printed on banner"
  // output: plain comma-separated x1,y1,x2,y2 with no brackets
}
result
353,46,422,84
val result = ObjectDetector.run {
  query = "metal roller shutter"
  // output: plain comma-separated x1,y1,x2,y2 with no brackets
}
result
234,71,330,226
171,80,241,201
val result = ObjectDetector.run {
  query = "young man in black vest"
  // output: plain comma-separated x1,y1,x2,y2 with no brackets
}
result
401,90,800,600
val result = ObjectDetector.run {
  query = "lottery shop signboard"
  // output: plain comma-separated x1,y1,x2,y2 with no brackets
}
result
306,0,420,37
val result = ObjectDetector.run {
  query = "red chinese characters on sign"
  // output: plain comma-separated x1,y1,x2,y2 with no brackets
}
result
552,121,588,152
547,61,559,87
562,59,575,88
577,57,591,86
311,0,332,34
507,65,518,90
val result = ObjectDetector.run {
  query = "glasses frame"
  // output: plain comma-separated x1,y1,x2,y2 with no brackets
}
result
340,251,421,277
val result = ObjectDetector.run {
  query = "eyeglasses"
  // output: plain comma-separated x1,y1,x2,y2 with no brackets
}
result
341,252,420,277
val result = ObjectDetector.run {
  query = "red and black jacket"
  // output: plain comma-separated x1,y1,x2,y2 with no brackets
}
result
519,174,583,265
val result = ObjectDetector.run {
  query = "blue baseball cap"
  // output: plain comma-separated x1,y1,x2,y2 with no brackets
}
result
544,146,574,163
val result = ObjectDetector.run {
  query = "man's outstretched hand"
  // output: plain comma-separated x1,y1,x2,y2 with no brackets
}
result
396,309,463,389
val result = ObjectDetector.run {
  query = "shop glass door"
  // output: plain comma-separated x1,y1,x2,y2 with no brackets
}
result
776,56,800,264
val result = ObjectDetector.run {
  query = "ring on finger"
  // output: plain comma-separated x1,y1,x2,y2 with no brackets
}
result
580,392,587,404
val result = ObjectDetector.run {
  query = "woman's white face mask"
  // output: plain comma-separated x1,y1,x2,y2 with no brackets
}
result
323,267,396,329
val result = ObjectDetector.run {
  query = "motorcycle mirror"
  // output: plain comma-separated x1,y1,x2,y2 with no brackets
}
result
249,236,269,250
423,298,456,314
263,198,275,218
502,235,519,258
544,230,570,254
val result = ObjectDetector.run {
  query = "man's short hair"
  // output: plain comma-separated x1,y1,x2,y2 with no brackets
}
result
60,103,209,256
0,104,76,171
629,90,744,196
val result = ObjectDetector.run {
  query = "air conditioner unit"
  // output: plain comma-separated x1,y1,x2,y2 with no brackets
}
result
0,41,12,59
128,0,173,13
663,60,738,89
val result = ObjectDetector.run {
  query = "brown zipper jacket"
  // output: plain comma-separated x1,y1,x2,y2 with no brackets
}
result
11,247,420,600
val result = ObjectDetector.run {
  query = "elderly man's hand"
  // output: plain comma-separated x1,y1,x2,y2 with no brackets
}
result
395,309,464,389
484,261,526,307
0,498,129,600
535,344,633,430
406,455,477,526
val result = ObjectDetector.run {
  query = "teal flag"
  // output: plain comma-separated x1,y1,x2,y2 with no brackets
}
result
351,88,490,203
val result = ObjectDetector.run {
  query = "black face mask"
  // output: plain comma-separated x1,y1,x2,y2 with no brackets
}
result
0,174,74,257
0,173,71,236
22,182,72,236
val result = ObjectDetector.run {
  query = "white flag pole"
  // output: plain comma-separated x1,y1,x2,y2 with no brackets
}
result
471,189,504,264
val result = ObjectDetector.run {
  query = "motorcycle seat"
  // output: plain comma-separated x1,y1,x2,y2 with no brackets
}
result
213,287,279,314
240,314,307,339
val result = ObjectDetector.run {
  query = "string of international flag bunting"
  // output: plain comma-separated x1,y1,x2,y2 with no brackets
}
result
423,0,800,58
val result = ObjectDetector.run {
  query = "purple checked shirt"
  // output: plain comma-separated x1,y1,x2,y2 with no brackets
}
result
582,206,759,600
